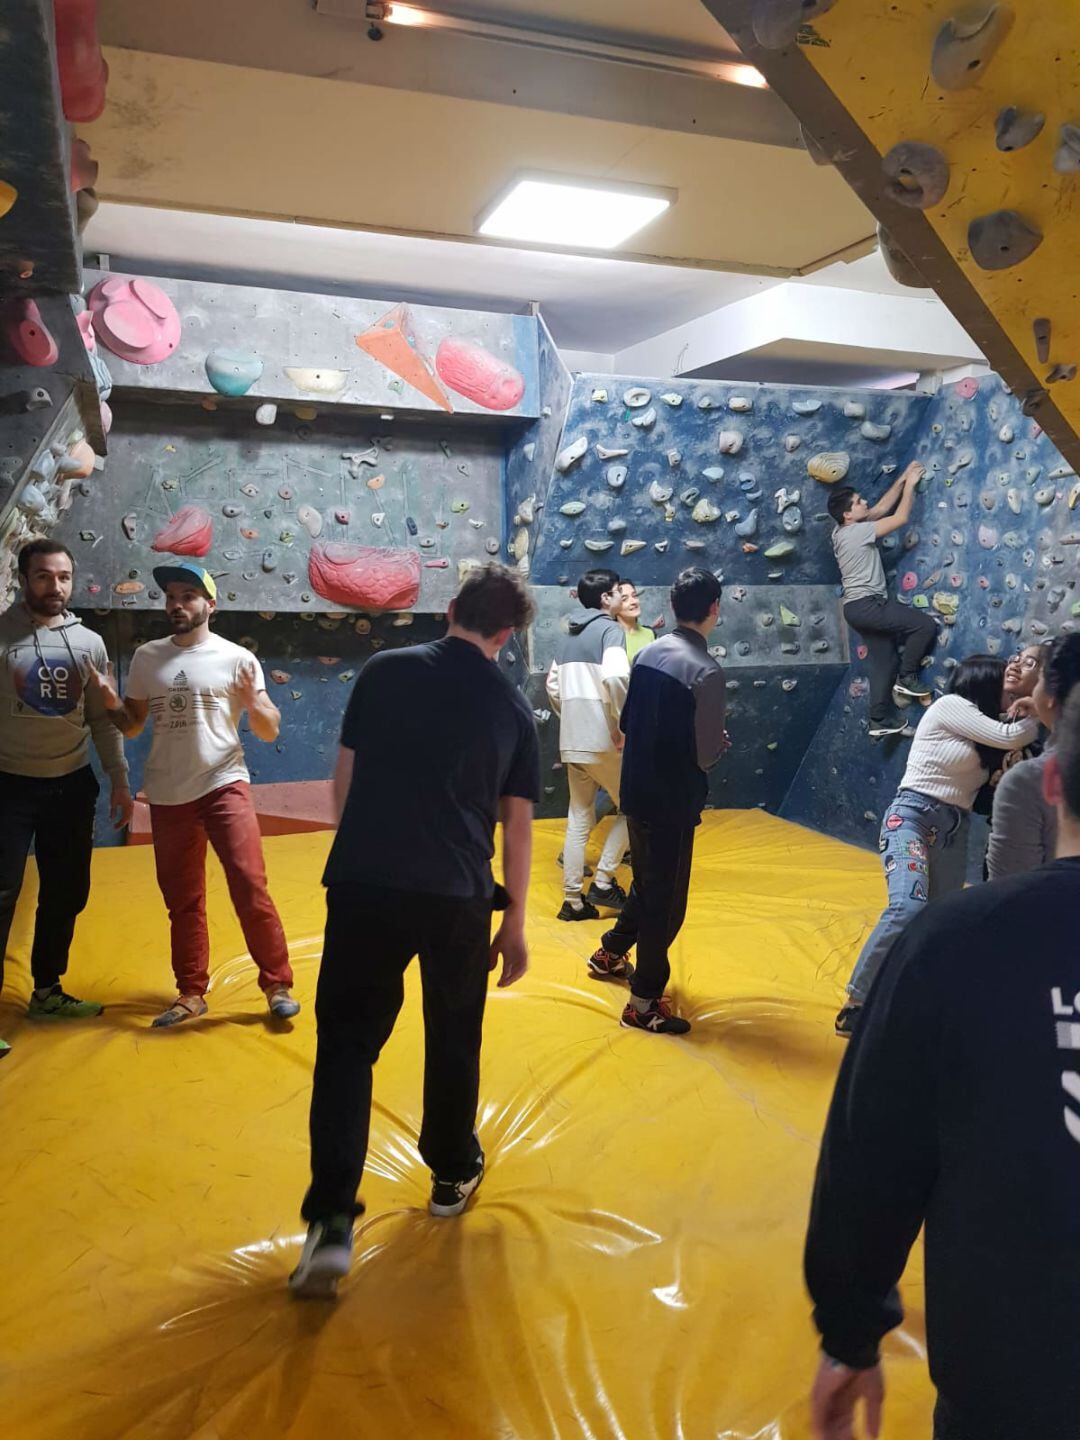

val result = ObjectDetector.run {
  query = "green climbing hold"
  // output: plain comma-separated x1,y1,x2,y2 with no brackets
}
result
779,605,800,627
912,594,930,609
763,542,795,560
1072,601,1080,617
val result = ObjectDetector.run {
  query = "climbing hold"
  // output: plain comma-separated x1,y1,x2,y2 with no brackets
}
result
882,142,950,209
205,350,263,396
516,496,535,524
692,498,722,524
779,605,800,627
450,499,470,514
654,540,670,554
511,527,530,561
596,445,629,460
684,540,706,552
860,421,892,442
436,338,525,410
1007,489,1023,514
591,388,608,403
113,580,144,596
631,407,657,430
555,437,588,472
734,509,759,538
607,466,627,490
623,387,652,408
607,518,627,534
968,210,1042,270
0,179,16,219
783,434,802,453
261,550,277,573
782,507,804,534
1069,482,1080,510
780,643,800,656
1047,364,1078,384
932,592,959,616
222,503,242,519
1035,488,1056,506
620,540,646,556
661,392,683,407
998,423,1015,443
729,395,753,413
309,543,421,610
697,394,718,410
996,107,1045,151
718,430,744,455
405,516,419,537
419,537,437,549
485,537,500,555
1053,124,1080,175
648,480,674,504
87,277,182,365
255,403,277,426
724,510,740,524
560,500,586,517
521,442,535,463
736,641,751,657
807,452,850,484
877,223,926,287
978,525,999,549
781,679,798,693
931,4,1013,90
843,400,866,419
1,299,59,366
1033,318,1052,365
751,0,838,50
283,366,347,396
120,513,137,541
901,572,918,592
151,506,213,558
370,513,386,528
558,539,574,550
792,399,822,416
584,539,614,553
764,541,795,560
681,487,701,506
667,448,683,469
775,487,800,512
703,467,725,483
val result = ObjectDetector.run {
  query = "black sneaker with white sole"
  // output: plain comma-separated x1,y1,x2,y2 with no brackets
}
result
893,674,933,700
429,1160,485,1218
557,898,600,921
868,713,912,738
585,880,627,911
620,997,691,1035
288,1214,354,1299
835,1004,862,1039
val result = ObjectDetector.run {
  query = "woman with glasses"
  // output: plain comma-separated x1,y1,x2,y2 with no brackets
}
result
988,634,1080,879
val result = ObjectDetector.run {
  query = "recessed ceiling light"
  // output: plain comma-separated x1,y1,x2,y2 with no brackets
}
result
476,173,675,251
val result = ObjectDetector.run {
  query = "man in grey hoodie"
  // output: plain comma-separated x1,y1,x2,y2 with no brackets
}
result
546,568,631,921
0,540,132,1057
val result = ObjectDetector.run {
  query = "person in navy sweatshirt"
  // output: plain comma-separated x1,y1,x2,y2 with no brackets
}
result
804,688,1080,1440
585,567,729,1034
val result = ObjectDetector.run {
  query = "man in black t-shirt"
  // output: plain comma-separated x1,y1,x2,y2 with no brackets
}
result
805,691,1080,1440
290,565,540,1299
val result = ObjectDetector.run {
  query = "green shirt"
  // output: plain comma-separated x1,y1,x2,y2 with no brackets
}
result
625,625,656,661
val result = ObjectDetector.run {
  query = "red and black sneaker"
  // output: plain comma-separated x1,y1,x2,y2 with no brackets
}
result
587,946,635,983
620,997,691,1036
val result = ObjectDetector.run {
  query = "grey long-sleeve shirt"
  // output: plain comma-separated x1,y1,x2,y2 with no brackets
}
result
0,605,128,785
987,751,1057,880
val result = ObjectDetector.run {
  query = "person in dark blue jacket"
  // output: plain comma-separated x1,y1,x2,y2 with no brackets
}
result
585,568,729,1035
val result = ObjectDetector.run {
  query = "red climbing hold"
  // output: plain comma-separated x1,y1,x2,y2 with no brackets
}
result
435,338,526,411
151,506,214,558
308,543,421,611
1,300,59,367
53,0,109,123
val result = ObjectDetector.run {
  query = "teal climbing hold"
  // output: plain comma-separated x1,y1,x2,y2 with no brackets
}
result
763,541,795,560
205,349,263,396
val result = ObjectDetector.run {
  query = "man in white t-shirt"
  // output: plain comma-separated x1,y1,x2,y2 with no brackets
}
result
88,562,298,1028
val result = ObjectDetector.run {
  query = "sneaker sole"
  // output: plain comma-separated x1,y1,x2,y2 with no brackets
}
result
619,1017,691,1036
587,958,634,982
892,683,932,700
429,1178,483,1218
27,1009,104,1022
556,909,599,922
868,726,910,738
269,1004,301,1020
288,1244,352,1299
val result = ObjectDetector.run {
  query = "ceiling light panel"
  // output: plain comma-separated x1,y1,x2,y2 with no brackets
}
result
477,175,674,251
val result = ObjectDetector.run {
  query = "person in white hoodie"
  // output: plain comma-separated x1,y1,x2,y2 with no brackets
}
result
0,540,132,1057
836,653,1039,1037
546,569,631,921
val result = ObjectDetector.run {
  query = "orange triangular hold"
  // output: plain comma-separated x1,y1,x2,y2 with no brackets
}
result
354,303,453,412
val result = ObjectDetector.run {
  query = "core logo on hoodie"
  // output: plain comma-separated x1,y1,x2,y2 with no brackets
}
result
13,655,83,718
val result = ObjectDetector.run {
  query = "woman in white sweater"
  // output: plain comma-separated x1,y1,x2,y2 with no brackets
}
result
836,655,1039,1036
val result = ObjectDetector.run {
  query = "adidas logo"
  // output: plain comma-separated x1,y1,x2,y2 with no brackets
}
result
171,670,188,688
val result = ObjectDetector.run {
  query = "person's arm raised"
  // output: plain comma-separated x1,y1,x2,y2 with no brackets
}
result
871,463,924,536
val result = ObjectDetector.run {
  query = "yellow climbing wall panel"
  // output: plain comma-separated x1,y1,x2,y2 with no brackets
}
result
0,813,936,1438
805,3,1080,431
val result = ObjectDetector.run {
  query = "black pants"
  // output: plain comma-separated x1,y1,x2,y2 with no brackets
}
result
844,596,937,721
302,883,492,1222
0,766,98,994
601,818,696,1001
933,1397,971,1439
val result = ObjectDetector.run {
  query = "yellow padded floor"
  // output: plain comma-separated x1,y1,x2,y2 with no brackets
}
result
0,812,935,1439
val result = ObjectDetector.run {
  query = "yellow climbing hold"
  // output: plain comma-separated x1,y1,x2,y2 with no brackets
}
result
932,593,959,617
1068,481,1080,510
0,180,16,219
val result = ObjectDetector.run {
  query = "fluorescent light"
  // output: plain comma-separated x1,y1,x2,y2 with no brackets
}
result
477,175,674,251
384,3,431,26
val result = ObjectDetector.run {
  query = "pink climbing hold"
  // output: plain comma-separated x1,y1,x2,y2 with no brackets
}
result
900,571,918,592
1031,421,1043,439
54,0,109,123
151,506,214,558
88,276,181,365
857,644,869,661
953,376,980,399
308,543,421,611
1,300,59,366
435,338,526,412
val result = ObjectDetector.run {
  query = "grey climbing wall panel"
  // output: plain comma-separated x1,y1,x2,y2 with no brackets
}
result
504,314,572,581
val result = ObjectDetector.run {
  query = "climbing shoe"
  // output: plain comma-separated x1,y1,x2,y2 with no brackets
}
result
894,674,933,700
27,986,103,1020
152,994,208,1028
587,947,635,983
835,1004,862,1039
620,997,691,1036
557,899,600,922
868,713,911,739
289,1214,355,1299
430,1158,485,1218
586,880,627,911
267,985,301,1020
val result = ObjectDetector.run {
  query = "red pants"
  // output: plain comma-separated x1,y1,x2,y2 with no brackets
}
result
149,781,293,998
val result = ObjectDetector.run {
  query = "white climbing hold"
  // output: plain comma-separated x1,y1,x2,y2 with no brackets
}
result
728,395,753,413
1049,464,1076,480
775,486,801,512
607,466,627,489
511,527,529,561
667,448,682,468
792,399,822,415
556,437,588,472
517,495,535,524
807,451,850,484
255,403,277,426
998,424,1014,443
591,387,609,403
697,394,718,410
654,539,669,553
861,421,892,442
620,539,646,556
297,503,323,538
702,467,725,483
931,4,1014,91
1007,489,1023,514
649,480,673,504
596,445,629,460
632,407,657,429
784,434,802,453
661,392,683,407
843,400,866,418
560,501,586,516
718,430,744,455
623,387,652,408
584,539,615,553
522,442,536,462
692,498,722,524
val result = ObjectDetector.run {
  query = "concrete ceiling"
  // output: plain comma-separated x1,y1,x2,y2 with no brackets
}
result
86,0,876,277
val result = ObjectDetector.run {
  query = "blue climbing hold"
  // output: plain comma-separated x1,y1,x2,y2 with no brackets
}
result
205,348,264,396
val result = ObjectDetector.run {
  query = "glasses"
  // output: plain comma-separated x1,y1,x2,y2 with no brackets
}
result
1008,653,1042,672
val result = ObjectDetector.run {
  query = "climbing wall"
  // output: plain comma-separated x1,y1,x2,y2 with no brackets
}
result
504,314,572,586
784,371,1080,845
701,0,1080,474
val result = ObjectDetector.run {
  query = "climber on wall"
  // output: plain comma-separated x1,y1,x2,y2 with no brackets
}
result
827,462,936,738
546,568,632,923
289,564,539,1298
88,561,299,1029
0,539,133,1058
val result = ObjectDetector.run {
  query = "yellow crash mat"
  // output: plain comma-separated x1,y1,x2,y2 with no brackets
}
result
0,811,934,1438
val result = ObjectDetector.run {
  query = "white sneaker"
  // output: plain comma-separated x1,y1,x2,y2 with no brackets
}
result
429,1161,485,1218
288,1216,354,1299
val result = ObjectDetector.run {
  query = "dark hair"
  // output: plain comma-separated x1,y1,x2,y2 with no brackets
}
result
617,579,638,594
1043,634,1080,705
826,488,859,525
670,567,722,624
946,653,1007,718
577,569,620,610
452,563,535,637
1056,689,1080,821
18,538,74,577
